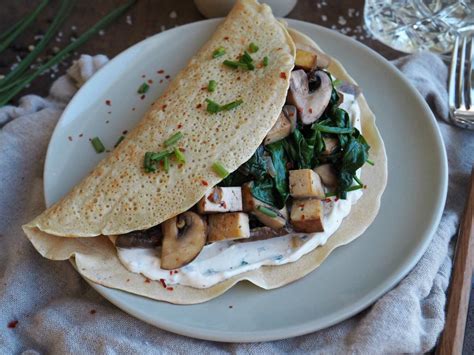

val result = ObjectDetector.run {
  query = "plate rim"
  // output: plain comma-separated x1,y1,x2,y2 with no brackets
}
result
43,18,448,342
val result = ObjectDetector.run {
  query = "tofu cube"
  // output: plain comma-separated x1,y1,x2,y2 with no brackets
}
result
207,212,250,242
197,187,242,214
289,169,325,199
264,112,291,145
295,49,317,71
290,199,324,233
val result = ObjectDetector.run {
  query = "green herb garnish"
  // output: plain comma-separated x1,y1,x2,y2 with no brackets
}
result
257,205,278,218
263,56,269,67
212,161,229,178
91,137,105,153
150,150,171,161
223,59,254,70
114,135,125,148
163,155,170,173
137,82,149,94
212,47,226,58
205,99,243,113
240,51,253,64
144,152,155,173
164,131,183,147
207,80,217,92
248,42,259,53
173,147,186,164
314,124,354,135
366,158,375,166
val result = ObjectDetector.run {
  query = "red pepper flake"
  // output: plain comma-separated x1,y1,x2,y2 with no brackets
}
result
221,201,227,209
105,99,111,106
174,270,179,274
132,107,136,111
169,270,173,276
177,124,183,128
147,79,153,84
236,76,241,81
324,198,332,203
68,136,72,141
286,162,294,170
196,103,202,108
159,160,164,167
335,197,340,202
161,104,167,111
224,36,229,40
144,278,151,283
159,278,167,288
364,185,368,189
90,309,96,315
140,94,146,100
141,74,146,78
166,286,174,291
288,112,294,117
157,69,164,74
298,204,305,208
280,72,287,79
165,75,170,79
308,107,313,113
122,130,128,135
178,164,183,169
159,79,163,83
7,320,18,329
201,180,209,186
301,215,305,220
179,147,185,152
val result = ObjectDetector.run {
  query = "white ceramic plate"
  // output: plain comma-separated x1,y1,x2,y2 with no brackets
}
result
43,19,448,342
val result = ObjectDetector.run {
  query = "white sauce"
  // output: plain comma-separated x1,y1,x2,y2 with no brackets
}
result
116,93,363,289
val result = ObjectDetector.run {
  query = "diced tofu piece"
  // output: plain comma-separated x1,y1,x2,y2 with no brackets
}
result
322,137,338,155
290,199,324,233
264,111,291,145
207,212,250,242
242,182,288,229
314,164,338,188
197,187,242,214
289,169,325,199
295,49,317,71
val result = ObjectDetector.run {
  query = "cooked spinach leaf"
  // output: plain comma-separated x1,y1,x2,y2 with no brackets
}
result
265,141,289,208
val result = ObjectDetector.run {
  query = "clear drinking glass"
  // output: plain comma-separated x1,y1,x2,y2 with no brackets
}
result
364,0,474,54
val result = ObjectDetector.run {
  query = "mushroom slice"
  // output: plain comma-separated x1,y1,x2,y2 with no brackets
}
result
287,70,332,125
314,164,338,188
242,182,289,230
264,111,292,145
115,225,163,249
160,212,207,270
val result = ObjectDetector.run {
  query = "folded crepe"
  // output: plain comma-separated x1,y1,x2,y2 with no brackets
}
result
23,0,387,304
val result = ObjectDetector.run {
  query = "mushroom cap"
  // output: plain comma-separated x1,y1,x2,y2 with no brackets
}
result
161,211,207,270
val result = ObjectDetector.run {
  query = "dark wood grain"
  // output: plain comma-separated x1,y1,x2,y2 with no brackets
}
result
436,167,474,355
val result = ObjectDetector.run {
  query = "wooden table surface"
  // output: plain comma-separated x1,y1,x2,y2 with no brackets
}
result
1,0,472,352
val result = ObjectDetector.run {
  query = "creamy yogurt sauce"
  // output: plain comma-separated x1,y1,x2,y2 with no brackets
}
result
116,93,362,289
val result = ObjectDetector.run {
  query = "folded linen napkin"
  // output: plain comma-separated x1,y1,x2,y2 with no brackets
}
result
0,53,472,354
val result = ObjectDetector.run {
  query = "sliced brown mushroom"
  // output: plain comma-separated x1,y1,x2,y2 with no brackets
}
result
161,212,207,270
242,182,289,230
287,69,332,125
115,225,163,249
264,111,292,145
314,164,338,188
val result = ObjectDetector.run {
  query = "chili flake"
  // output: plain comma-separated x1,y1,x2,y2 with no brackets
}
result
105,99,111,106
201,180,209,186
196,103,202,108
177,124,183,128
165,75,170,79
147,79,153,84
162,104,167,111
159,278,167,288
140,94,146,100
145,278,151,283
90,309,96,315
157,69,164,74
122,130,128,135
166,287,174,291
7,320,18,329
309,107,313,113
224,36,229,40
280,72,287,79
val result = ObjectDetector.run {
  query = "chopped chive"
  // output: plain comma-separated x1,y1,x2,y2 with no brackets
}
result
263,56,269,67
164,131,183,147
144,152,155,173
163,155,170,173
353,175,364,186
325,184,363,198
207,80,217,92
91,137,105,153
257,205,278,218
221,99,243,111
212,161,229,178
240,51,253,64
248,42,259,53
114,135,125,148
314,124,354,134
205,99,221,113
366,159,375,166
0,0,136,107
150,150,171,161
137,82,149,94
212,47,226,58
223,60,254,70
173,147,186,163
